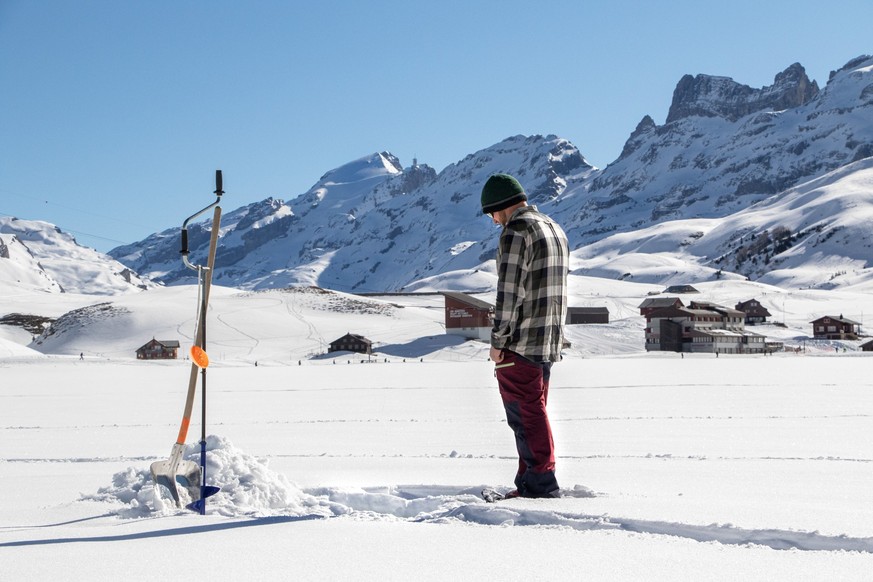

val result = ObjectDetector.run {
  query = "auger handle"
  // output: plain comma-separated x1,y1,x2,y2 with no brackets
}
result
180,169,223,264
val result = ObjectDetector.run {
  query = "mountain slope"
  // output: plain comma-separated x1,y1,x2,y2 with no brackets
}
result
552,56,873,247
572,157,873,290
111,139,593,292
0,217,152,295
109,55,873,293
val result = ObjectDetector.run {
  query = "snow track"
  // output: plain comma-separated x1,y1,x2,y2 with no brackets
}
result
298,484,873,553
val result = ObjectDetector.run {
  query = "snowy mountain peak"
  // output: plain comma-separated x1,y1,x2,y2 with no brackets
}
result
0,216,153,295
576,54,873,253
18,53,866,295
108,134,593,292
666,62,819,123
316,151,403,185
111,50,873,294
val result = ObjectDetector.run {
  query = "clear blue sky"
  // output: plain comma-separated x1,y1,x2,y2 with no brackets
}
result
1,0,870,252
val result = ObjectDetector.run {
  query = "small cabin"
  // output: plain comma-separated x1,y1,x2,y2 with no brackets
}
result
328,333,373,354
735,299,772,325
136,339,180,360
811,315,861,340
566,306,609,324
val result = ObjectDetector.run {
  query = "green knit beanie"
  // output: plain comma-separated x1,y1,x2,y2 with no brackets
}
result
480,174,527,214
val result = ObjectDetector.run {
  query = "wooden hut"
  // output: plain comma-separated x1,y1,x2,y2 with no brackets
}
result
328,333,373,354
136,339,180,360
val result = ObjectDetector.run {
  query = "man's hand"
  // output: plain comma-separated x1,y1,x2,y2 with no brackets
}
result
490,346,504,363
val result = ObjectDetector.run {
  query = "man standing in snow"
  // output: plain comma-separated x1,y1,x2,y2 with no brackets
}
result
481,173,569,499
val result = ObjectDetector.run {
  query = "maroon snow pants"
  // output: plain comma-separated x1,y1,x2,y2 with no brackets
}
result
495,349,559,497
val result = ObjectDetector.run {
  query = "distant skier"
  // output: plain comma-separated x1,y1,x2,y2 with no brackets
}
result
481,173,569,499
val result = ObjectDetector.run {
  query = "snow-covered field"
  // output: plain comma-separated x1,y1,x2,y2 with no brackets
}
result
2,280,873,580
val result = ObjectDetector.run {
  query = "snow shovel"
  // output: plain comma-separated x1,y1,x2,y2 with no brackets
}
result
151,170,224,511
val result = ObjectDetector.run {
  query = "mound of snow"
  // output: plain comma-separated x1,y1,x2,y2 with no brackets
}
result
86,435,344,518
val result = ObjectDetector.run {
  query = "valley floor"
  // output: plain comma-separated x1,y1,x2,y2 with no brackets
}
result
1,354,872,580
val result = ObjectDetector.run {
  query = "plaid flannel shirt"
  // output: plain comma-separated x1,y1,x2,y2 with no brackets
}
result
491,205,569,363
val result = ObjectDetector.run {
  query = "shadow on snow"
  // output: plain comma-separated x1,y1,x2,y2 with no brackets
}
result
0,515,322,547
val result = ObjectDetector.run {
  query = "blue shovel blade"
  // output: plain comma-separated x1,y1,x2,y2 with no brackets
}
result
186,486,221,513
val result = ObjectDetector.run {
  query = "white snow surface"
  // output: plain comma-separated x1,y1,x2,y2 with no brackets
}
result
1,279,872,580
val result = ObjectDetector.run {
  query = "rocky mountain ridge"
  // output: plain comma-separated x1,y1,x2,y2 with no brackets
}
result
4,55,872,296
110,137,593,292
665,62,820,124
561,55,873,248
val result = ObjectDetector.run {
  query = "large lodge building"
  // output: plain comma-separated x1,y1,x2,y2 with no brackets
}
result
642,300,766,354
